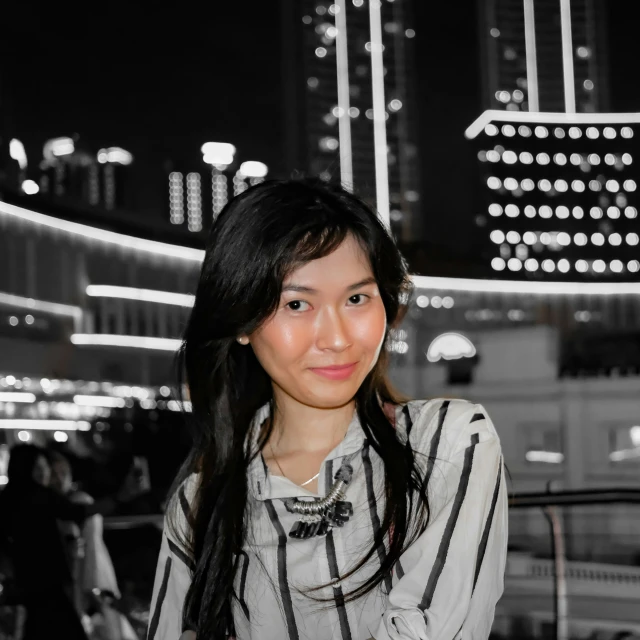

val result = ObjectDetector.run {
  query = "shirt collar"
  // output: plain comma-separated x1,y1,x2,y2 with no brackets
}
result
246,402,368,501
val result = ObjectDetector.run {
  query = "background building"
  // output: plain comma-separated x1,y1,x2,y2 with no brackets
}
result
477,0,610,113
282,0,422,242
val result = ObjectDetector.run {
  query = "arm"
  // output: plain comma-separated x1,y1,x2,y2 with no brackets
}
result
374,405,508,640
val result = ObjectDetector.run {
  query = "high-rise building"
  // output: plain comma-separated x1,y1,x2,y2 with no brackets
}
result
282,0,422,242
477,0,609,113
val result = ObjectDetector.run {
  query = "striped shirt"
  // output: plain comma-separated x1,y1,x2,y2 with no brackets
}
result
149,398,508,640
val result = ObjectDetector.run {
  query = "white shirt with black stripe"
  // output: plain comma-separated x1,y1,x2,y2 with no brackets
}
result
148,398,508,640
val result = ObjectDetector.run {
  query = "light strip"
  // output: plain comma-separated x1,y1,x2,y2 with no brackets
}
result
526,450,565,464
70,334,182,351
0,200,205,263
0,419,91,431
465,109,640,139
523,0,539,112
0,392,36,403
560,0,576,114
411,274,640,296
0,291,83,320
86,285,195,308
368,0,390,229
609,448,640,462
335,0,353,191
73,395,126,408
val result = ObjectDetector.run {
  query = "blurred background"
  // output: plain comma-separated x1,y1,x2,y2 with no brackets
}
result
0,0,639,638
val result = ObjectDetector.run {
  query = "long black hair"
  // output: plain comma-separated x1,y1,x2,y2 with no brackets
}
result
171,178,431,638
6,444,46,488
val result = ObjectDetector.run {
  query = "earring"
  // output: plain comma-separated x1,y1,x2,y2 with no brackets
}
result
237,337,248,345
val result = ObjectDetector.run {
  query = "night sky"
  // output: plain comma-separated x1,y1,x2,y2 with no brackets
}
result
2,1,639,237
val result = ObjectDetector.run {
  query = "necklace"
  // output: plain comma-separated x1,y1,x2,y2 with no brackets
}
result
269,442,320,487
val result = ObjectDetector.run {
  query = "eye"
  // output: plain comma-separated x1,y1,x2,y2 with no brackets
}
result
286,300,310,312
348,294,369,305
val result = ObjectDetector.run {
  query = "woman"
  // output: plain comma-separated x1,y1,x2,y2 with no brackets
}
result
0,445,141,640
149,179,508,640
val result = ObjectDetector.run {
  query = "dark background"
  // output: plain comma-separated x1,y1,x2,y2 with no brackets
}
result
1,1,638,236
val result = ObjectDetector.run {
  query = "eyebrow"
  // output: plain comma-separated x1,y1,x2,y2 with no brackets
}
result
282,276,377,294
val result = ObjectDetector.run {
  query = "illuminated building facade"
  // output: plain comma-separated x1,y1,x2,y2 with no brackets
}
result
282,0,422,241
468,112,640,279
477,0,609,113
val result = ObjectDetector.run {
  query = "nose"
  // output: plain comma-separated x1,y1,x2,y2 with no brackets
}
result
315,306,352,352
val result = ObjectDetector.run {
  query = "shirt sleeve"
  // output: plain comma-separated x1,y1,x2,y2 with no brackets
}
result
374,402,508,640
148,476,197,640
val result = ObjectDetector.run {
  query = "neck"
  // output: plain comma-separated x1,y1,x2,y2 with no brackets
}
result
268,394,356,455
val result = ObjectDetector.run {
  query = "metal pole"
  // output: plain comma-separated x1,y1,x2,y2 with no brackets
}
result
368,0,390,229
544,505,569,640
335,0,353,191
523,0,540,112
559,0,576,113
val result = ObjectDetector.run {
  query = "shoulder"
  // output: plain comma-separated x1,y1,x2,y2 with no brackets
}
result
399,397,500,459
165,472,200,545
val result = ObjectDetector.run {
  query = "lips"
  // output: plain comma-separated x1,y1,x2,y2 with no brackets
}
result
309,362,358,380
311,362,358,371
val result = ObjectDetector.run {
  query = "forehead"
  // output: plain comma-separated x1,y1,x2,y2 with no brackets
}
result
285,236,372,284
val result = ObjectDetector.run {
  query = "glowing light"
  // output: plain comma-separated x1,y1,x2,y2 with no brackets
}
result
487,177,502,189
537,206,551,219
0,392,36,403
18,431,31,442
574,233,587,246
629,261,640,273
488,204,503,216
591,233,605,246
503,204,518,218
606,179,620,192
542,259,555,273
524,258,539,271
239,161,268,178
73,395,125,408
518,125,532,137
572,206,584,219
486,150,500,162
593,260,606,273
507,258,522,271
502,124,516,137
610,260,624,274
416,295,429,308
426,333,476,363
622,153,632,165
316,46,327,57
70,334,181,351
0,420,91,431
504,177,518,190
526,451,564,464
10,139,27,169
626,207,638,219
605,153,616,166
0,201,204,262
623,179,637,192
569,127,581,139
521,179,535,191
485,124,499,136
555,179,568,192
431,296,442,309
97,147,133,165
535,153,549,165
576,260,588,273
554,127,566,139
43,137,75,160
557,232,571,246
570,153,582,166
490,230,505,244
523,231,537,245
590,206,603,219
538,179,551,192
621,127,634,139
201,142,236,166
388,99,403,112
626,233,639,246
54,431,69,442
554,153,567,166
502,150,517,164
506,231,521,244
319,136,340,151
586,127,599,139
21,180,39,195
556,206,569,219
169,172,184,225
405,29,415,38
442,296,454,309
607,206,620,219
534,126,548,138
571,180,585,192
0,291,82,323
558,259,570,273
589,180,602,192
519,152,533,164
491,257,506,271
186,173,202,233
540,232,551,245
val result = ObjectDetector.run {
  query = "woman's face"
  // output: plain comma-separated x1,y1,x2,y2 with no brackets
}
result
32,455,51,487
248,235,387,410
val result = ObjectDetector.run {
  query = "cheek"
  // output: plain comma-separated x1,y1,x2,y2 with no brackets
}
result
252,317,311,368
353,303,387,348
